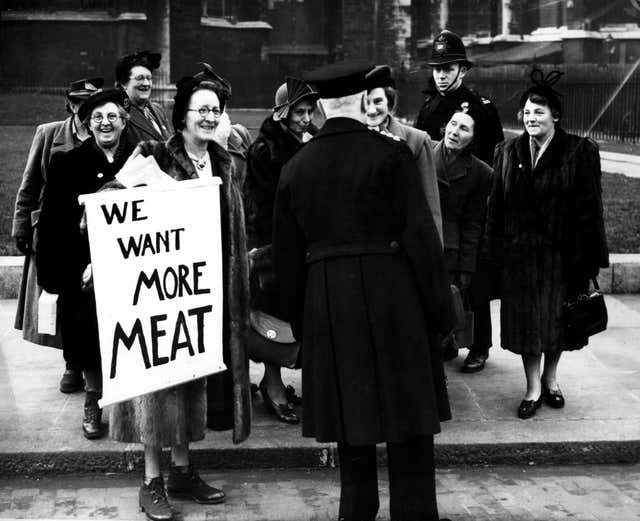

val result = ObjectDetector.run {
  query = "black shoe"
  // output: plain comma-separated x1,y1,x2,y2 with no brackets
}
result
517,396,543,419
461,349,488,373
167,465,225,504
542,383,565,408
442,346,459,362
285,385,302,406
60,368,84,393
259,386,300,424
140,477,174,521
82,391,103,439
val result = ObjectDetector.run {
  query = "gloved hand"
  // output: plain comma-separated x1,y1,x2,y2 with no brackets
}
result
457,271,473,292
15,236,32,255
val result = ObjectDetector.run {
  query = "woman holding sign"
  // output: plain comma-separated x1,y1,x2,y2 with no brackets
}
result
108,65,250,521
37,89,134,440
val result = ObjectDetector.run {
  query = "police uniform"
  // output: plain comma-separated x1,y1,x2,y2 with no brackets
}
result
414,30,504,166
273,62,452,521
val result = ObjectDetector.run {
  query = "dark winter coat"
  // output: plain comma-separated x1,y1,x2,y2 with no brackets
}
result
36,137,134,370
486,128,609,354
13,117,81,347
243,116,315,314
273,117,452,445
124,101,172,148
434,141,493,275
108,133,251,445
415,79,504,166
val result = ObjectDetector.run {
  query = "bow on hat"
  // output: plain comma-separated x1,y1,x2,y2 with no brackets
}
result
273,76,318,121
519,67,564,114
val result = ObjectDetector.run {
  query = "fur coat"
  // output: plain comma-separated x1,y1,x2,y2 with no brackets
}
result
486,128,608,354
109,133,251,445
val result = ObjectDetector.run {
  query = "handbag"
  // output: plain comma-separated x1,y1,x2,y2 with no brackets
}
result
562,278,608,341
248,310,300,368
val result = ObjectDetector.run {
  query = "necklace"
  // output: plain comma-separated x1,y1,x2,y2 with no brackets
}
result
188,152,208,170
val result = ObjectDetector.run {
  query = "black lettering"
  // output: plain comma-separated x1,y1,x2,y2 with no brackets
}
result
100,202,128,224
156,229,169,253
163,267,178,299
177,264,193,297
133,269,164,306
117,235,143,259
188,305,213,353
150,314,168,366
110,319,149,378
193,261,210,295
131,199,148,221
171,228,185,250
170,311,194,360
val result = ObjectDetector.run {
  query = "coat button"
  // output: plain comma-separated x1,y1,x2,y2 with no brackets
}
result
266,329,277,340
306,251,311,259
97,172,104,178
389,241,399,249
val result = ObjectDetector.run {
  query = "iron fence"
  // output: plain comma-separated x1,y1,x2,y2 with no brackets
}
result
400,64,640,143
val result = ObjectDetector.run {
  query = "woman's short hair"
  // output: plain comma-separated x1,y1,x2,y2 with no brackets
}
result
382,86,397,113
82,103,130,130
172,80,227,132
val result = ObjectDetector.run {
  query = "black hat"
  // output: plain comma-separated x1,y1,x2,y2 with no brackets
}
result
78,88,130,122
273,77,318,121
115,50,161,85
428,30,472,68
304,61,374,98
519,68,563,117
172,64,233,132
365,65,396,90
66,77,104,100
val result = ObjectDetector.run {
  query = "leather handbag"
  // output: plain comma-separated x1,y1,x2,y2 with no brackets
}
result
248,310,300,368
562,278,608,340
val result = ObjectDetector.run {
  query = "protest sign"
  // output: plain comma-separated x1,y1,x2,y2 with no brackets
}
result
79,178,225,407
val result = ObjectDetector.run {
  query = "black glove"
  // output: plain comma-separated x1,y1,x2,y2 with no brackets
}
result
15,237,32,255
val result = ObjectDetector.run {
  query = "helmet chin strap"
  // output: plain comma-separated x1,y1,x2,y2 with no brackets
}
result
438,65,463,95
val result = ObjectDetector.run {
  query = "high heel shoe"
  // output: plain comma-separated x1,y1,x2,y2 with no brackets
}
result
259,386,300,424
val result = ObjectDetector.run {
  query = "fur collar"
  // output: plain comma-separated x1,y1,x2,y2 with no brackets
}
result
164,133,234,181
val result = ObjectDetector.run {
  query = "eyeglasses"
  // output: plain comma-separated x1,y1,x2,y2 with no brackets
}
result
187,106,222,118
130,74,153,82
91,113,121,124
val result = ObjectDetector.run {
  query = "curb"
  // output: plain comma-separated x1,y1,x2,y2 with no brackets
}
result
2,441,639,478
2,255,640,298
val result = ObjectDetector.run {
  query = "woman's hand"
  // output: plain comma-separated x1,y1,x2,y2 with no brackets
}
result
81,263,93,292
213,112,232,150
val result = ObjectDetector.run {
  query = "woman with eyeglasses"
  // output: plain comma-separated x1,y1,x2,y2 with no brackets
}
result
107,65,251,521
115,50,172,146
37,89,134,440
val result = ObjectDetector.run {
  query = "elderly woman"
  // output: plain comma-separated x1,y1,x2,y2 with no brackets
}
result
243,77,318,424
486,69,608,419
434,104,493,365
365,65,442,241
37,89,134,440
115,50,172,146
108,65,251,521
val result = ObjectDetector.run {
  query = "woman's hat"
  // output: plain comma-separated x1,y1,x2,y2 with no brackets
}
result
115,50,161,85
272,77,318,121
365,65,396,91
66,77,104,100
78,88,130,122
519,67,563,116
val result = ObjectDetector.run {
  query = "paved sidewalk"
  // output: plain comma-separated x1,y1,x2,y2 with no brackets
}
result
1,464,640,520
1,295,639,477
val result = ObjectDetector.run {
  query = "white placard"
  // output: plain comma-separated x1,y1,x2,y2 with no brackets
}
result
79,178,225,407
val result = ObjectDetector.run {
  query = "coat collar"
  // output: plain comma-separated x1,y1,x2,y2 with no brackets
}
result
314,117,369,138
128,104,167,141
434,139,473,182
165,133,234,181
514,126,568,175
52,117,78,148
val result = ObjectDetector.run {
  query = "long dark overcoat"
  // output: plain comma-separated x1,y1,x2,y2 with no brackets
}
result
36,137,134,370
13,117,81,347
273,118,452,445
486,128,609,354
108,134,251,446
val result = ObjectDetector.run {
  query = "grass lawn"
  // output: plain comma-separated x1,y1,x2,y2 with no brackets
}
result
0,94,638,255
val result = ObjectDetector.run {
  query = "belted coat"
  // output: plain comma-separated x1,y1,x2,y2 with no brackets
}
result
273,118,452,445
108,133,251,445
486,128,609,354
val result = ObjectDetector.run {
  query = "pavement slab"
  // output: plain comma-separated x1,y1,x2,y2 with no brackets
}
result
0,464,639,520
1,296,639,477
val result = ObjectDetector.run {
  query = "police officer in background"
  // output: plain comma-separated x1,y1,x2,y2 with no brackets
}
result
415,29,503,371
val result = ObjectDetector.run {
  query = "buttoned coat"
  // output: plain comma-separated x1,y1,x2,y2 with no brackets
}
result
434,141,493,275
37,137,135,370
123,101,172,148
386,116,443,243
108,134,251,445
13,117,80,347
415,79,503,166
486,128,609,354
273,118,452,445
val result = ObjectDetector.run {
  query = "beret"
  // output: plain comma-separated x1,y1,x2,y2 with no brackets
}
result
78,88,130,122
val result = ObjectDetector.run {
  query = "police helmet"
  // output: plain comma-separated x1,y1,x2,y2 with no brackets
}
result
428,30,473,68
